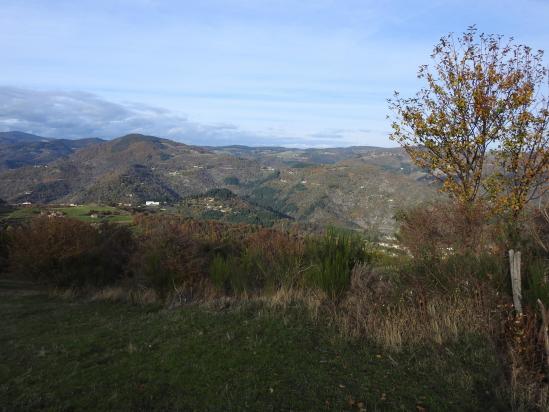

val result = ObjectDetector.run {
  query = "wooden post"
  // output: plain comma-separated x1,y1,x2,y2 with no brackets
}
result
509,249,522,314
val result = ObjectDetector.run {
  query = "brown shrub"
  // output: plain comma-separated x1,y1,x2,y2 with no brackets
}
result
396,201,499,258
8,217,135,287
134,213,258,244
243,229,306,289
130,220,210,301
10,217,97,285
134,215,309,296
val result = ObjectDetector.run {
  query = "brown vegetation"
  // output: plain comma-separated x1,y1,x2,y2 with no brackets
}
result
1,205,548,409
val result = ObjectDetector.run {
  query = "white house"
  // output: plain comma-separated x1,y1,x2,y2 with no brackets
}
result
145,201,160,206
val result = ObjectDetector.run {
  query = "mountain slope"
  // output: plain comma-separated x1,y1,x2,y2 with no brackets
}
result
0,131,53,144
245,158,439,233
0,134,271,205
178,188,293,226
0,132,440,233
0,131,103,171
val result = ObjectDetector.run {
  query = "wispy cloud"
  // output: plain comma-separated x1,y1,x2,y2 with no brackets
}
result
0,86,241,142
0,86,380,147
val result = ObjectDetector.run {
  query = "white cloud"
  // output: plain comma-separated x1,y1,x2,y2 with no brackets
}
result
0,86,383,147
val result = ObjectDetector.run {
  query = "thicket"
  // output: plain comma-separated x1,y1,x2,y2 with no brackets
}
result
395,201,549,305
1,209,545,308
5,217,135,287
0,215,373,301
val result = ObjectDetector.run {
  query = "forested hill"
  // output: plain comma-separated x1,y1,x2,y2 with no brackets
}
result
0,132,440,232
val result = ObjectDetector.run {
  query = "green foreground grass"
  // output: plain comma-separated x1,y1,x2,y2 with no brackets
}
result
0,291,508,411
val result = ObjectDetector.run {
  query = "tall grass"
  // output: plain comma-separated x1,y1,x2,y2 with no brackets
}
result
400,252,508,294
524,258,549,306
304,228,372,299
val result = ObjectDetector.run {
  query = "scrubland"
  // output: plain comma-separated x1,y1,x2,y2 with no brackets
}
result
1,202,548,410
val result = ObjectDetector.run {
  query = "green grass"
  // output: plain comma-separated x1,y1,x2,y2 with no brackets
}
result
2,207,41,220
2,204,133,224
0,290,509,411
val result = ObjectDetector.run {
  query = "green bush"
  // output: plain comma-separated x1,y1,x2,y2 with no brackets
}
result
305,228,372,299
209,249,266,294
208,228,306,295
210,254,231,292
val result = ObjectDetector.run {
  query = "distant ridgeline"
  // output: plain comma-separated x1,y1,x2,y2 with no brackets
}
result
0,131,439,233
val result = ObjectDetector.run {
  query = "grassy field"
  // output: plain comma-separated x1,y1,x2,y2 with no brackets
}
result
1,204,133,224
0,286,509,411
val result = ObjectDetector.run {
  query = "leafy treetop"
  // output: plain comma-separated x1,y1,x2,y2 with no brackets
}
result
389,26,548,218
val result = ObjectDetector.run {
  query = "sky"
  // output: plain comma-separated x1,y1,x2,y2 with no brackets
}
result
1,0,548,147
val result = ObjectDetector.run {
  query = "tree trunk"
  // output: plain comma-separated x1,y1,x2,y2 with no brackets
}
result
509,249,522,314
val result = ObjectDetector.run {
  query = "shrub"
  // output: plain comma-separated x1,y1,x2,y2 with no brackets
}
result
88,223,136,285
9,217,96,286
243,229,305,289
131,222,207,300
401,252,508,294
210,254,233,293
338,264,499,351
305,228,372,299
8,217,134,287
209,248,288,294
208,228,306,295
0,227,10,274
396,201,497,259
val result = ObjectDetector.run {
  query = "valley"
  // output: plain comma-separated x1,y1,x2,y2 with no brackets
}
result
0,132,441,234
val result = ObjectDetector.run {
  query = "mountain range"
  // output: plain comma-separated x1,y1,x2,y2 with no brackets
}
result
0,131,441,233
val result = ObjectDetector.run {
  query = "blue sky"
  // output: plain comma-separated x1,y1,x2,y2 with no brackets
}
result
1,0,548,147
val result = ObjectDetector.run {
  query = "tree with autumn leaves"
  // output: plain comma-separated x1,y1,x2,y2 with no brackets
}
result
389,26,548,244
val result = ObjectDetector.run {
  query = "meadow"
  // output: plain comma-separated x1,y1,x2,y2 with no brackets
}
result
0,204,133,224
1,286,505,411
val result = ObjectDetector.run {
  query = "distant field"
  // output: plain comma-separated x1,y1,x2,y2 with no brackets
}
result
1,204,133,224
0,289,507,411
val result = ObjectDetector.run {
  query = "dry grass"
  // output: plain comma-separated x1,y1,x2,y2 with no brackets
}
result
339,293,495,350
334,264,498,351
86,264,496,353
509,352,549,411
49,287,79,300
90,286,158,305
504,309,549,411
257,286,325,318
